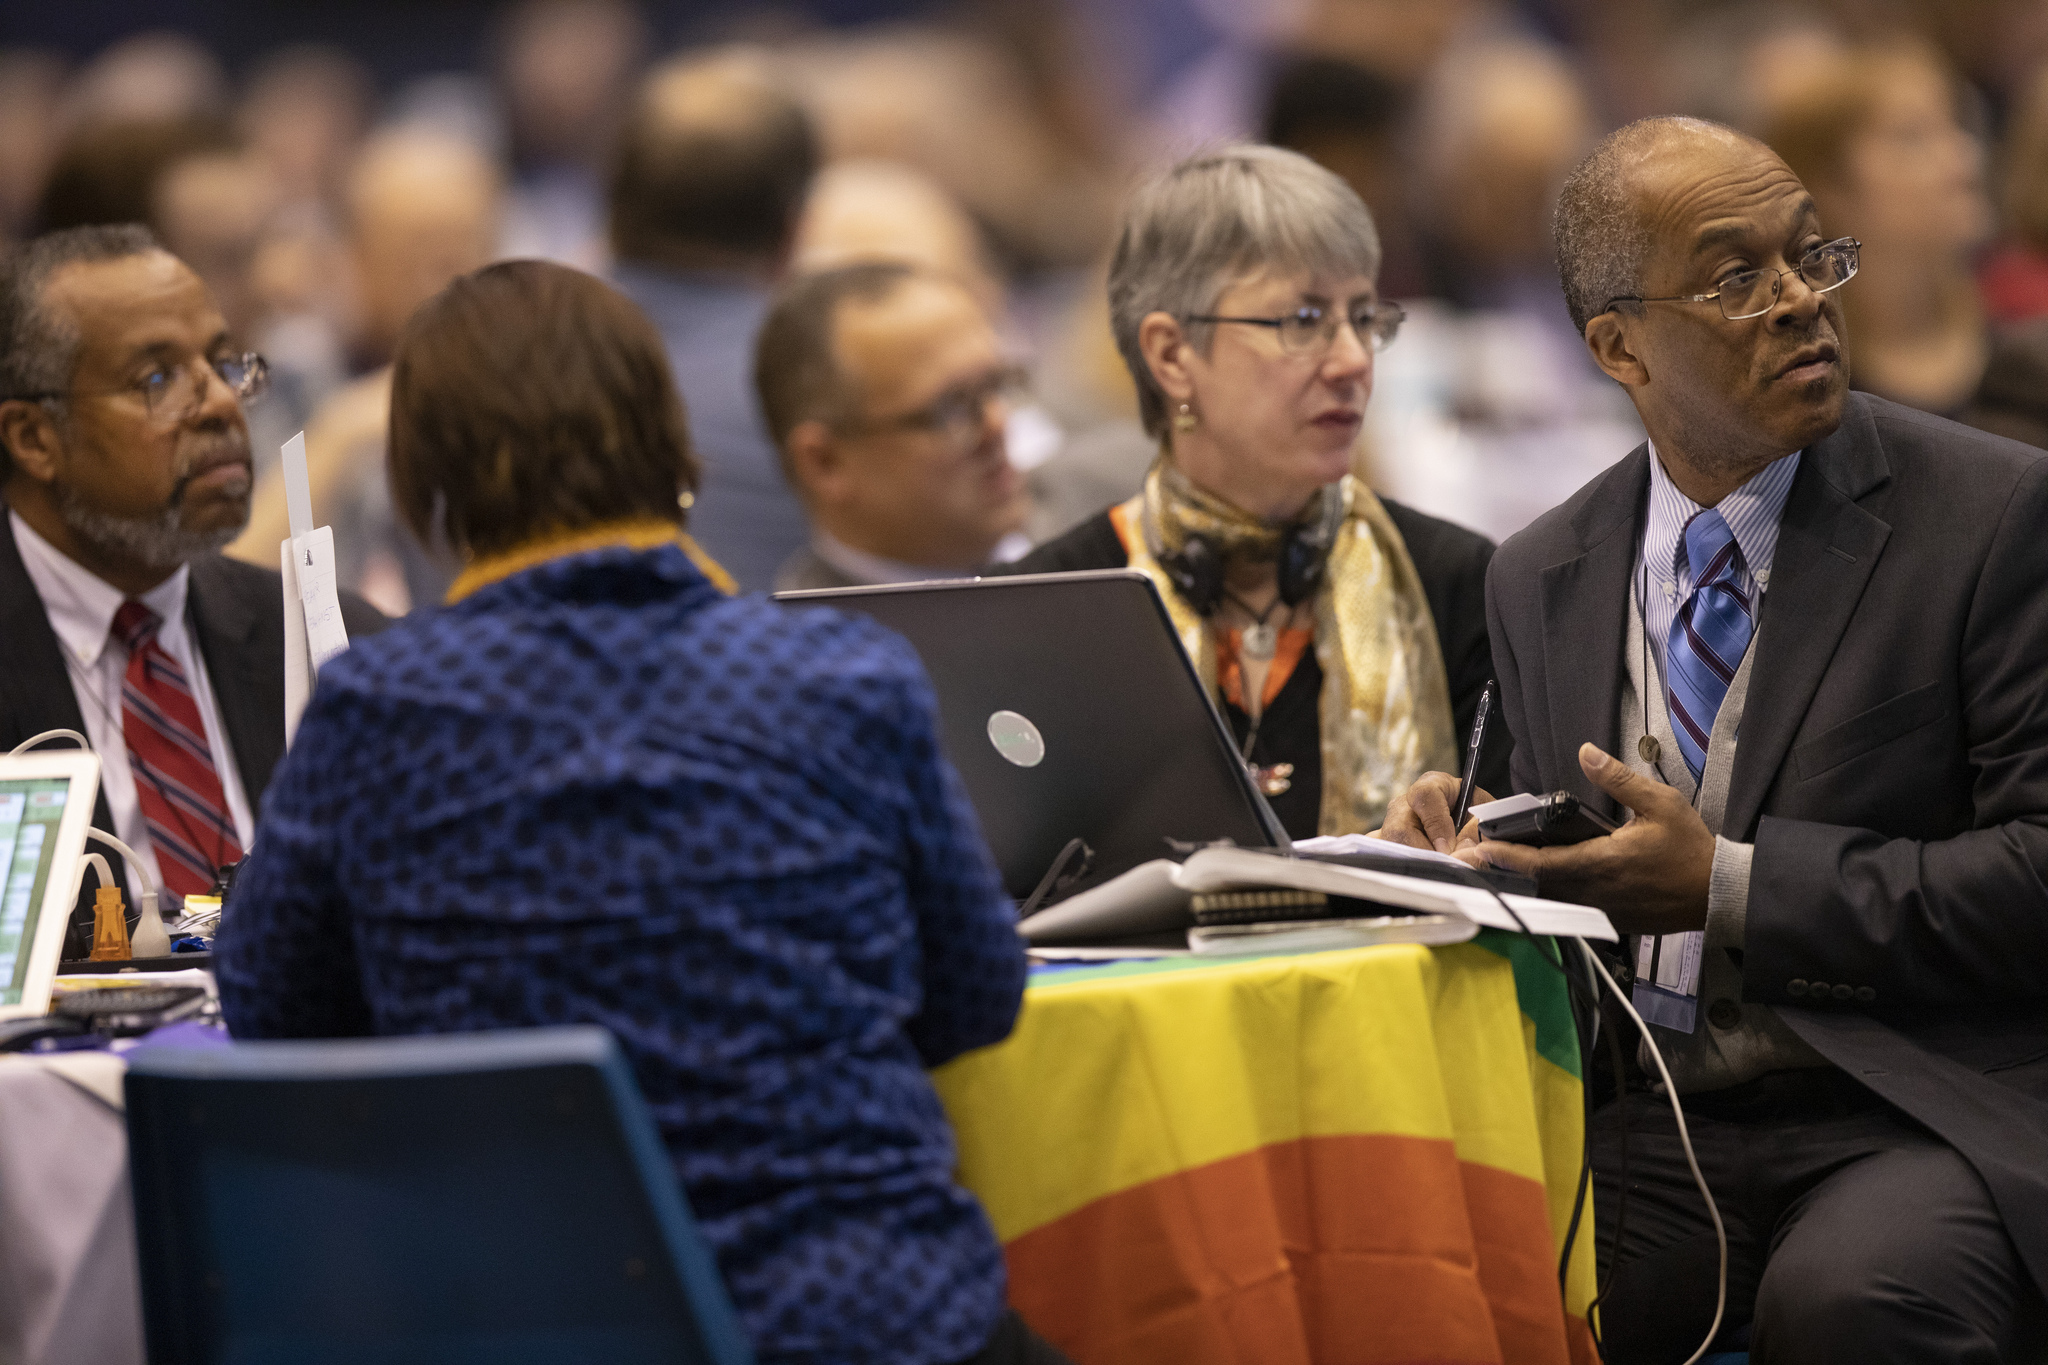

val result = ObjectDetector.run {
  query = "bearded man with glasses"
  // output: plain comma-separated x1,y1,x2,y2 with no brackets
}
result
0,225,386,954
1381,118,2048,1363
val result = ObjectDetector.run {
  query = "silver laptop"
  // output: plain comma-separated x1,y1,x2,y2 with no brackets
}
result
0,750,102,1021
777,571,1287,902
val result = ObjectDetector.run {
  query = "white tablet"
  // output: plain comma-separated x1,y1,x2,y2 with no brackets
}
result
0,750,101,1021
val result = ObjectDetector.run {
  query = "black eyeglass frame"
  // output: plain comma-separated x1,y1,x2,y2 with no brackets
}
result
1603,238,1862,322
834,363,1031,443
1183,300,1407,354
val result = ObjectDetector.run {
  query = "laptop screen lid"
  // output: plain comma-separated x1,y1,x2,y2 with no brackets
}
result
777,570,1286,902
0,750,101,1020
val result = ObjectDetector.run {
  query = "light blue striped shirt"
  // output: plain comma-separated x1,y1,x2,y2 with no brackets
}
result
1639,443,1802,687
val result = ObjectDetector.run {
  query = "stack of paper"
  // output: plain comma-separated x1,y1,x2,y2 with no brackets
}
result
1015,845,1617,950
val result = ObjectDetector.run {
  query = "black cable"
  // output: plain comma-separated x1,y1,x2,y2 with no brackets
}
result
1589,973,1635,1347
1556,943,1600,1301
1017,837,1092,920
1427,859,1604,1299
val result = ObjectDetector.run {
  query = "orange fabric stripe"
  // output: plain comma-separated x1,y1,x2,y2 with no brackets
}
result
1108,499,1142,560
1216,625,1314,710
1003,1133,1588,1365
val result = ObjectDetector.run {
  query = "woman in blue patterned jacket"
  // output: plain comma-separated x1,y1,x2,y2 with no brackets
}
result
215,260,1059,1365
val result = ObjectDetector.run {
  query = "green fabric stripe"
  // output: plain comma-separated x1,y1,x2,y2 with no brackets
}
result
1470,931,1584,1081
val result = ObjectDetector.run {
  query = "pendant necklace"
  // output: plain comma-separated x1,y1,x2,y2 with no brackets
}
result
1223,589,1286,660
1219,589,1295,794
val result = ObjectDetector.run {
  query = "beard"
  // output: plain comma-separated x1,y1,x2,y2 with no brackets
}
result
52,478,245,571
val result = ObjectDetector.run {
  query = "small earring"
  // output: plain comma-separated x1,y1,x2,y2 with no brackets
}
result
1174,403,1198,433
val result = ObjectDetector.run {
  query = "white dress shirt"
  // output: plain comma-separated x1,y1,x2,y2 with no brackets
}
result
10,510,255,906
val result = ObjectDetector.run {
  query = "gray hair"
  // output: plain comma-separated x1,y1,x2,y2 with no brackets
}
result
1108,144,1382,439
1554,116,1752,335
0,224,162,477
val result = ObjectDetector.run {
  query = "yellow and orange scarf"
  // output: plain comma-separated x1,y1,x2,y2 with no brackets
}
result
1114,460,1457,834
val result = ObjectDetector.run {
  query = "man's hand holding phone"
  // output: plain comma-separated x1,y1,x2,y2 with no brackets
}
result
1379,743,1715,936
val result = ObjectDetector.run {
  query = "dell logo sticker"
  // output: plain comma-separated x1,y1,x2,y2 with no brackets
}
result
986,710,1046,768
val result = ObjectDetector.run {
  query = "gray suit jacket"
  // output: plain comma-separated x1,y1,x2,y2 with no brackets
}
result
772,546,864,594
1486,392,2048,1294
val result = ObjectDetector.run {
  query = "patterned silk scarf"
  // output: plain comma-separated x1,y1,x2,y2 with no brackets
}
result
1117,459,1458,834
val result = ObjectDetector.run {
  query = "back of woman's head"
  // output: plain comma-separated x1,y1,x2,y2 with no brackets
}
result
389,259,699,559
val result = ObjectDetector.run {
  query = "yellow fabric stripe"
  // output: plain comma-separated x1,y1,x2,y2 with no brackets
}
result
445,517,736,603
935,942,1558,1244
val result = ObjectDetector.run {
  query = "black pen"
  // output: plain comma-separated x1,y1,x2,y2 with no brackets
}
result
1451,680,1494,834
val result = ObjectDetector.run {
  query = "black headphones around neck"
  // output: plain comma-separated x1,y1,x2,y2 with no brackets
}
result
1155,508,1340,617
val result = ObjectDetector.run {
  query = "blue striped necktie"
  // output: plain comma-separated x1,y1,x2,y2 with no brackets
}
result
1666,509,1754,783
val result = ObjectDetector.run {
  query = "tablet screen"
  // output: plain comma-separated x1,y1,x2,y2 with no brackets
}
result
0,778,75,1007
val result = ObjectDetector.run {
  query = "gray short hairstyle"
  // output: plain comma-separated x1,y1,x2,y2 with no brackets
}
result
1554,116,1752,335
1109,144,1382,439
0,223,162,478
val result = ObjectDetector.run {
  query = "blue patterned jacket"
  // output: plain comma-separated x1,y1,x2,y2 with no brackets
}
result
216,543,1027,1364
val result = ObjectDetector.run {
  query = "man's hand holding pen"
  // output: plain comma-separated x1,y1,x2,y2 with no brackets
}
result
1377,742,1715,937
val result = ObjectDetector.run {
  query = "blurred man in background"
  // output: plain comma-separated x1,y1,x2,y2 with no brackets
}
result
230,127,501,613
608,48,819,593
756,263,1028,591
493,0,646,269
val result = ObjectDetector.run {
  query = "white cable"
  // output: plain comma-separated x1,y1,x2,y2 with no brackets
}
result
10,728,91,756
86,828,167,932
87,826,148,881
77,851,114,895
1576,938,1727,1365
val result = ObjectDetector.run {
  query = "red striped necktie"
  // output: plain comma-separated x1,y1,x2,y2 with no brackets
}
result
112,600,243,897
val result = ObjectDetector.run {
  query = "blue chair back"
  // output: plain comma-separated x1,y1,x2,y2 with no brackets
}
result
124,1025,753,1365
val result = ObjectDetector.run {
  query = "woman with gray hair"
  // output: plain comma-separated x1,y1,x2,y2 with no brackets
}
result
1007,144,1503,836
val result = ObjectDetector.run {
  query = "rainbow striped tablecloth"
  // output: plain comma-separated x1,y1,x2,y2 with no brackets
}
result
933,932,1597,1364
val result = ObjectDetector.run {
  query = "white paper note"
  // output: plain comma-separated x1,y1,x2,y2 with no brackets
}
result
281,431,313,541
292,526,349,672
282,539,310,747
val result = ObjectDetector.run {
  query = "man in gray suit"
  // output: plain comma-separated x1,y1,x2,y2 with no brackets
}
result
1383,118,2048,1362
755,262,1028,592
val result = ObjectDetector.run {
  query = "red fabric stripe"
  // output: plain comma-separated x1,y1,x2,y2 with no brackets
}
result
1002,1133,1585,1365
117,602,241,895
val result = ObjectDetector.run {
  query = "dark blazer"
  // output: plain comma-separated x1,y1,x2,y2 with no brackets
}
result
0,512,389,952
1486,391,2048,1294
771,545,865,594
1003,497,1508,796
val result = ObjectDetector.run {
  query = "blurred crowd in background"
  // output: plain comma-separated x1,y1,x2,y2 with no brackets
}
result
8,0,2048,614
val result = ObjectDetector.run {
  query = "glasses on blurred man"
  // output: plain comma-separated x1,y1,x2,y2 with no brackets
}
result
839,364,1029,454
15,351,269,426
1184,300,1406,356
1606,237,1861,322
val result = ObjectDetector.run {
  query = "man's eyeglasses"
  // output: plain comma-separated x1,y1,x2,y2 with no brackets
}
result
841,365,1028,450
1606,238,1861,322
15,352,270,425
1184,300,1405,355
